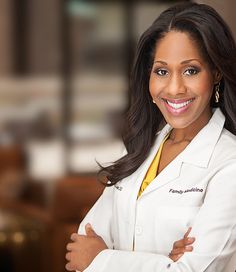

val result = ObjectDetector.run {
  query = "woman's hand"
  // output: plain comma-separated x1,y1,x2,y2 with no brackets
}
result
169,227,195,262
65,223,108,271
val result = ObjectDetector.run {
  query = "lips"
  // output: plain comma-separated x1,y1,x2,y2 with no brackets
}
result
161,97,195,115
165,98,194,109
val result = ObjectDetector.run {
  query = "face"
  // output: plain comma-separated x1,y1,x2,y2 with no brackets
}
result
149,31,218,129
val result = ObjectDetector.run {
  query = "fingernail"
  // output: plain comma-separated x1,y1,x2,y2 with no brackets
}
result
86,223,92,228
186,246,193,250
187,237,195,242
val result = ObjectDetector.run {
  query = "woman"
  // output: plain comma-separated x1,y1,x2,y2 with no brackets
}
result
66,2,236,271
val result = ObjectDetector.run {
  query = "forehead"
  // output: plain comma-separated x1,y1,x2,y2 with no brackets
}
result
154,31,203,63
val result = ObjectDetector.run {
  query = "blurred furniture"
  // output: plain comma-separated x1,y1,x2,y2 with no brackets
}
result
0,145,25,199
0,175,104,272
0,145,24,171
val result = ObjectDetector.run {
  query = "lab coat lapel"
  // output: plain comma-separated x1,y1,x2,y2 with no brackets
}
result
135,123,184,197
140,152,183,197
118,123,172,210
182,108,225,167
140,108,225,197
130,123,173,197
118,124,173,248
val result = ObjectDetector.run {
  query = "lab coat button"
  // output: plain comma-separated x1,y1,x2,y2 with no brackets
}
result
135,226,142,235
167,263,171,268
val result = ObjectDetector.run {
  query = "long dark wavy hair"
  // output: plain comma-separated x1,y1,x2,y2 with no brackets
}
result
98,2,236,186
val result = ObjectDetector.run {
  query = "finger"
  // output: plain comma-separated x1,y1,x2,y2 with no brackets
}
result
184,227,192,238
185,237,195,245
183,227,195,245
173,239,186,249
171,245,193,255
70,233,79,242
85,223,98,237
170,248,185,256
65,252,71,261
66,243,75,251
169,253,183,262
65,262,76,271
173,236,195,249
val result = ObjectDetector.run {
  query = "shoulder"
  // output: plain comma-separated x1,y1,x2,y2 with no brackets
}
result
214,128,236,161
221,128,236,143
219,128,236,151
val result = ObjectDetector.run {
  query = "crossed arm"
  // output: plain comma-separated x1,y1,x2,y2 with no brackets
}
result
65,225,195,271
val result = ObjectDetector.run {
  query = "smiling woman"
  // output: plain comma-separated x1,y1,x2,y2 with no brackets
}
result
149,31,219,131
66,2,236,272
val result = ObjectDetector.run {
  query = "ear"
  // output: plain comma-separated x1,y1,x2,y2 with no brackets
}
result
213,69,222,84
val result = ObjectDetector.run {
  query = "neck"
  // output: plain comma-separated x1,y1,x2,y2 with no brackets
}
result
169,108,213,144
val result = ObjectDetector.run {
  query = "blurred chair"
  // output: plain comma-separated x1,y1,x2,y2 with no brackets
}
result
0,145,26,200
0,174,104,272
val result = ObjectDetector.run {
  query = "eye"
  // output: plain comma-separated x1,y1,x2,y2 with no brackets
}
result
154,68,169,76
184,67,199,76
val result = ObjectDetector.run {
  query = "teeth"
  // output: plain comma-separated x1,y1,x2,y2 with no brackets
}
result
166,99,193,109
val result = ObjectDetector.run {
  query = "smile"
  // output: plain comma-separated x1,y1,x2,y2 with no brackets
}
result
161,98,195,115
166,98,194,109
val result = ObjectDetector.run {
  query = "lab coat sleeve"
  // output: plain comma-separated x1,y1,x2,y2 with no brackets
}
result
78,146,126,247
78,186,114,248
83,161,236,272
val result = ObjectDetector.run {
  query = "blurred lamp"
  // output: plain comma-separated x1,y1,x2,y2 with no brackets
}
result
26,140,66,181
67,0,96,18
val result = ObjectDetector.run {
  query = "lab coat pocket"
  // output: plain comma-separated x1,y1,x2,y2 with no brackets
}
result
166,205,200,220
155,206,200,254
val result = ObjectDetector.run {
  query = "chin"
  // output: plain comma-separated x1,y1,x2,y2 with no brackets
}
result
164,116,195,129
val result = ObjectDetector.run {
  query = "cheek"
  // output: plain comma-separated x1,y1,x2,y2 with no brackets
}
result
193,73,214,96
195,81,214,101
149,76,162,97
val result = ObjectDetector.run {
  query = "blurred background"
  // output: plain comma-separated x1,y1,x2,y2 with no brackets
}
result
0,0,235,271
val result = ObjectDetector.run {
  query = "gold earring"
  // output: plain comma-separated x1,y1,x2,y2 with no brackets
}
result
215,83,220,103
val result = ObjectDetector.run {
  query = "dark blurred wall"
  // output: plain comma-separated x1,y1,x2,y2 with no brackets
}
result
0,0,14,75
0,0,62,76
26,0,62,75
196,0,236,39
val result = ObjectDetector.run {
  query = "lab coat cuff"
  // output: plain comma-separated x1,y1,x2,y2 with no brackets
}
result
83,249,114,272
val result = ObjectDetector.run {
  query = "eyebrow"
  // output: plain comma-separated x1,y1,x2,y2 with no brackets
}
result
154,59,202,65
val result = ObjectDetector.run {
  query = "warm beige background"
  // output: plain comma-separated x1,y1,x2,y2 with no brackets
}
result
196,0,236,39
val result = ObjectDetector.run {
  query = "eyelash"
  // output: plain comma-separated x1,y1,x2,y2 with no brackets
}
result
154,67,200,77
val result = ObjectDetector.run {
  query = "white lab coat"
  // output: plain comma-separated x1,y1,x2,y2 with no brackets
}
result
78,108,236,272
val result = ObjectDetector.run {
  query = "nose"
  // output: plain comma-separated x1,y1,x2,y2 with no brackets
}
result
166,72,187,96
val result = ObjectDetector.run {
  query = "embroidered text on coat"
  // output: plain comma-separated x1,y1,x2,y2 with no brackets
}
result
169,187,204,194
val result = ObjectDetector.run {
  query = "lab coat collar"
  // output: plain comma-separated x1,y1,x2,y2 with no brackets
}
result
178,107,225,168
155,107,225,168
138,108,225,198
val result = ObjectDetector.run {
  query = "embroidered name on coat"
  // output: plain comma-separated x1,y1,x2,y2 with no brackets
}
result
169,188,204,194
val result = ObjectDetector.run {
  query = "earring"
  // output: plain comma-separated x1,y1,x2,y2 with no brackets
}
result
215,83,220,103
152,100,156,104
